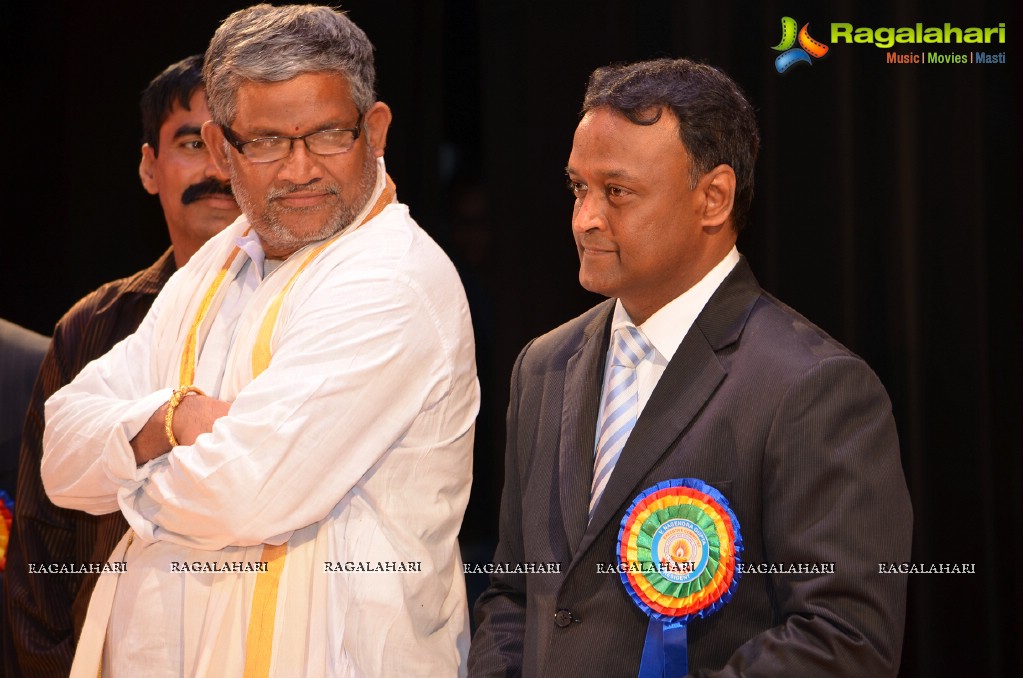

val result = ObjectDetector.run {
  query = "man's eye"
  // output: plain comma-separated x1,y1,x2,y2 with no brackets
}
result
566,179,586,196
607,185,629,198
248,137,286,152
183,139,206,151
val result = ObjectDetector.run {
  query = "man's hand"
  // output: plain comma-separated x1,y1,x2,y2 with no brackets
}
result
130,394,231,465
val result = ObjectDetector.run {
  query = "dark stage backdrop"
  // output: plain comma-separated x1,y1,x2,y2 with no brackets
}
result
2,1,1019,675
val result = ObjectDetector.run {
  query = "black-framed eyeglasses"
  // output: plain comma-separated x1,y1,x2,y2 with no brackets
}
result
221,114,363,163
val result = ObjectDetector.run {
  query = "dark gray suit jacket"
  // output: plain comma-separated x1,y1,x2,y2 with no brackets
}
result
0,318,49,496
1,318,49,678
468,259,912,677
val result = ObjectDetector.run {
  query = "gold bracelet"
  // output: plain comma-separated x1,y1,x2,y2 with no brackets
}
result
164,385,206,448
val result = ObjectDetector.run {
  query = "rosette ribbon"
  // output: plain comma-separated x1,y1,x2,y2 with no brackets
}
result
616,478,743,676
0,489,13,571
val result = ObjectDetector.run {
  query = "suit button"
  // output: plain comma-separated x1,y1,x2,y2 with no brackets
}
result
554,609,574,627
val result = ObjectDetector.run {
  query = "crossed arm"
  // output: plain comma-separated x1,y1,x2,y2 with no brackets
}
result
130,393,230,465
42,268,461,551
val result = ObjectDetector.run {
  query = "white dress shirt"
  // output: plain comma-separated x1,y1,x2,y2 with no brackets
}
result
600,247,741,421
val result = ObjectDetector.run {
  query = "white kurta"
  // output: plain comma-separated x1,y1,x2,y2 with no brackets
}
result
41,162,478,677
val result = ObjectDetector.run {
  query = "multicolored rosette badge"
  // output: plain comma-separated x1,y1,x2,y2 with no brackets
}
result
617,478,742,676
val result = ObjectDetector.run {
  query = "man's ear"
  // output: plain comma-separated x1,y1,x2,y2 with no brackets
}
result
362,101,392,158
139,144,159,195
699,164,736,231
201,121,233,177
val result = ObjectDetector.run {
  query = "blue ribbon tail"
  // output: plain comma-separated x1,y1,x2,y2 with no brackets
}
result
638,619,663,678
664,622,688,676
638,619,688,677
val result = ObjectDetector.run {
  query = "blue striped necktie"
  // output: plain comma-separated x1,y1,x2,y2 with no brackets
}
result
589,324,652,519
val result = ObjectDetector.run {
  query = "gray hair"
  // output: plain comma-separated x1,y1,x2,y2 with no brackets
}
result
203,4,376,125
582,58,760,233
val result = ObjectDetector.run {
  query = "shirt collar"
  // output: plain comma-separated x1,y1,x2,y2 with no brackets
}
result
612,246,741,363
119,247,177,296
234,228,268,279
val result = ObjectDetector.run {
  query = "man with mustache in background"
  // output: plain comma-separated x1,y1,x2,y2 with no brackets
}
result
4,54,239,677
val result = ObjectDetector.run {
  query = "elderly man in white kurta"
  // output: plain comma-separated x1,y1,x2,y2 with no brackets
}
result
40,5,477,677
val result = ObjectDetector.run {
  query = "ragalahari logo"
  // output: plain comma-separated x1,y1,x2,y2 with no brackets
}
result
772,17,829,73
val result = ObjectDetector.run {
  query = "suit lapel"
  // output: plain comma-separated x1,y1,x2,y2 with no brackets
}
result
574,330,726,562
559,304,613,554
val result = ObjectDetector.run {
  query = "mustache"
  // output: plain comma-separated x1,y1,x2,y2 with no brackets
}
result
181,178,235,205
267,181,341,200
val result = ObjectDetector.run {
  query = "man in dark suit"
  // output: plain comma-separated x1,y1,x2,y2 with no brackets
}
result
0,318,48,674
468,58,912,676
0,319,49,498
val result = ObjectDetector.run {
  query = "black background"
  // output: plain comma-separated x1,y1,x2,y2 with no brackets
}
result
2,1,1019,675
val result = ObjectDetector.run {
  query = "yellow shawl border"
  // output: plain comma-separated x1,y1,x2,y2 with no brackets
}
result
179,245,245,386
241,175,396,677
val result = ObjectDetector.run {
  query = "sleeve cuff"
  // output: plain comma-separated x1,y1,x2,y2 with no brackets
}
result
102,388,174,485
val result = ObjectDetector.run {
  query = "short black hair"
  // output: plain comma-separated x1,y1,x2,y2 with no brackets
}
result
140,54,204,156
582,58,760,232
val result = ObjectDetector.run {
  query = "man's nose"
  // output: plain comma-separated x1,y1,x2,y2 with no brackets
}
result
571,192,605,233
276,139,323,185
